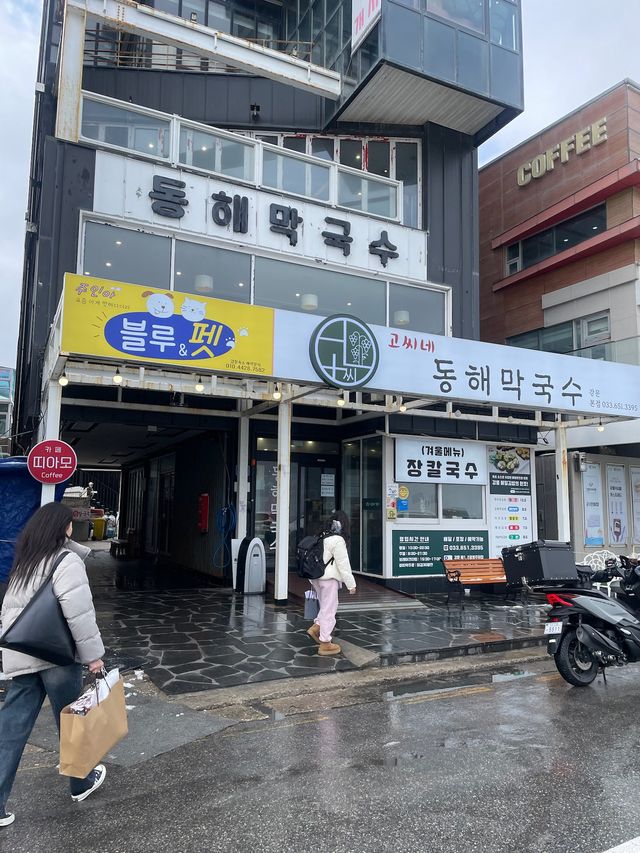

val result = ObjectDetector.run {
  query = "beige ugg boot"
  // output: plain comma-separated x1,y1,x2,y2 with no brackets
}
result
318,641,341,656
306,623,321,643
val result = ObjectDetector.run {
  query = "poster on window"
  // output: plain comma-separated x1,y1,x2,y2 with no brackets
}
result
487,446,533,558
394,438,487,485
583,463,605,546
607,465,629,546
630,468,640,546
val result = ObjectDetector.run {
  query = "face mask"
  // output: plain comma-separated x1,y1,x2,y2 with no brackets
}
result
330,519,342,534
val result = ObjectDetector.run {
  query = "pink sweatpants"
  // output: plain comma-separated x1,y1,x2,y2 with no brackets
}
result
310,578,340,643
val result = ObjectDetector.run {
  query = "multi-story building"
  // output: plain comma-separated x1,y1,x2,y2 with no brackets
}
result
480,79,640,558
22,0,631,596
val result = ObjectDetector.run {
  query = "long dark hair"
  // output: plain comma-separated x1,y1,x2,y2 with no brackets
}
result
326,509,351,546
9,503,73,591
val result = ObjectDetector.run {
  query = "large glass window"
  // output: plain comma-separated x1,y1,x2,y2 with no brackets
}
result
427,0,485,33
81,99,170,158
490,0,517,50
178,127,254,181
83,222,171,289
173,241,251,302
396,483,437,519
254,257,386,325
396,142,419,229
362,436,383,574
506,205,606,275
389,284,446,335
442,484,483,519
342,441,361,572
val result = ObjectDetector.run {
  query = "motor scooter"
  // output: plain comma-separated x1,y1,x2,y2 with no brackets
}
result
543,555,640,686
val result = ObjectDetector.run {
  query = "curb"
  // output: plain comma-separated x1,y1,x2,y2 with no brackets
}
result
378,634,547,667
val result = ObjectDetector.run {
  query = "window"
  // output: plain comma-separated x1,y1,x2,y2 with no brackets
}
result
81,99,170,158
173,241,251,302
83,222,171,289
427,0,485,33
389,283,446,335
442,484,483,519
508,313,610,356
254,257,386,325
396,483,484,519
505,205,606,276
490,0,517,51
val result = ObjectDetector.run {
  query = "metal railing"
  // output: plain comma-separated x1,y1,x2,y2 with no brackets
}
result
79,92,401,221
568,336,640,366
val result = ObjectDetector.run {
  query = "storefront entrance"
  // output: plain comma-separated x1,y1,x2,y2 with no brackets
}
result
252,438,339,566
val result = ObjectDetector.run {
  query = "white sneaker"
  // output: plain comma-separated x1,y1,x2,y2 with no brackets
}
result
71,765,106,802
0,812,15,827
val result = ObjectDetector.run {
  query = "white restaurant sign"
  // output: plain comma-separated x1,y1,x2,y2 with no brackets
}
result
395,438,487,485
92,151,428,283
273,313,640,417
352,0,381,52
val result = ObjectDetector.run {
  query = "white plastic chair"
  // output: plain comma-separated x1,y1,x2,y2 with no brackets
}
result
579,550,618,596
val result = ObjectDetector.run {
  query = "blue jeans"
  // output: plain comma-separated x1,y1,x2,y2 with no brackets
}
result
0,664,94,812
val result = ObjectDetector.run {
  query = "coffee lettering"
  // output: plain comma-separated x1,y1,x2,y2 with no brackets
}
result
516,116,607,187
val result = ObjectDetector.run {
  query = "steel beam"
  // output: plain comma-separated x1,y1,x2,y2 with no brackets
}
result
65,0,341,99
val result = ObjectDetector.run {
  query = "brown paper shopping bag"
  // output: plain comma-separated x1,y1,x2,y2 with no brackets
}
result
59,678,129,778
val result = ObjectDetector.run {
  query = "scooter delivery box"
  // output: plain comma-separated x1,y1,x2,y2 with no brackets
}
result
501,540,578,586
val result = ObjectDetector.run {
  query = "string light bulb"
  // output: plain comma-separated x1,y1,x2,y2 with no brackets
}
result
337,390,348,407
112,368,123,385
597,419,605,433
272,383,282,401
58,373,69,387
195,377,205,393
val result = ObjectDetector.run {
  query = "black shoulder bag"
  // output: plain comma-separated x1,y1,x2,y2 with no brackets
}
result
0,551,77,666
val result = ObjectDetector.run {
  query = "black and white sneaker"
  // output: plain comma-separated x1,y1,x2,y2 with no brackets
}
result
0,812,15,827
71,765,106,803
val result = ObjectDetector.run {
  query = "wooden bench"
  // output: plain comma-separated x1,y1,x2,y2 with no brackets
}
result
442,558,506,604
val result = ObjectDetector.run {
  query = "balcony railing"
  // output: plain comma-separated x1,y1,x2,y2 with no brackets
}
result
568,337,640,367
80,92,402,221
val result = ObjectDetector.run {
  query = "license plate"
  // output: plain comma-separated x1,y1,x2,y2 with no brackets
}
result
544,622,563,635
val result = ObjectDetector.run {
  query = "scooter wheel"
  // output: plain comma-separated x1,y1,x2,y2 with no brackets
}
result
555,628,598,686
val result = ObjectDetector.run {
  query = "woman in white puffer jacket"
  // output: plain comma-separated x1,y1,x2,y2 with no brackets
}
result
306,510,357,656
0,502,107,828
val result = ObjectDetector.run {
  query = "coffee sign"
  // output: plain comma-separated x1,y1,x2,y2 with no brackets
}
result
516,117,607,187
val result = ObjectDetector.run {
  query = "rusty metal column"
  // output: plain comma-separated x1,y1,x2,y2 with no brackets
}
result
274,399,291,603
55,2,86,142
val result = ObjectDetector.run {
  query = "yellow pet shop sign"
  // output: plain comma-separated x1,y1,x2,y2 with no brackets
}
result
61,274,274,376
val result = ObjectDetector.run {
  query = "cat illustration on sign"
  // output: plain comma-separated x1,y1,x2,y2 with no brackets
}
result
143,291,174,318
181,297,207,322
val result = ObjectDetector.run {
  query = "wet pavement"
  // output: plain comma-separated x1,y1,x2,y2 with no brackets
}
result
85,550,547,695
7,658,640,852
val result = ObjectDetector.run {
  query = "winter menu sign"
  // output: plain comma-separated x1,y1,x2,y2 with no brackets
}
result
487,446,534,558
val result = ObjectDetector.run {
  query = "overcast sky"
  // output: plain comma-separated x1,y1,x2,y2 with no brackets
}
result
0,0,639,369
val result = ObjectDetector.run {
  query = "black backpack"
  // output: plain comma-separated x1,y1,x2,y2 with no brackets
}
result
296,533,335,580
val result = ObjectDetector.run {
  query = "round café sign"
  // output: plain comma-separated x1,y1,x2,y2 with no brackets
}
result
27,440,77,484
309,315,379,390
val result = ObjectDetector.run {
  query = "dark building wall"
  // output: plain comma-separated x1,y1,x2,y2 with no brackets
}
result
16,140,95,438
171,432,233,579
425,122,479,340
82,67,325,131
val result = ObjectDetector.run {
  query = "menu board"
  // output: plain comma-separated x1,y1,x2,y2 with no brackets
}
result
487,446,534,558
607,464,629,545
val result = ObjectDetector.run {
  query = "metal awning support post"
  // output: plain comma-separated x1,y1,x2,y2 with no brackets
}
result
236,401,250,541
55,2,86,142
555,422,571,543
39,381,63,506
274,398,291,604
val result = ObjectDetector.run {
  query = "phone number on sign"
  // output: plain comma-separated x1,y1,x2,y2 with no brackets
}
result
599,400,639,413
